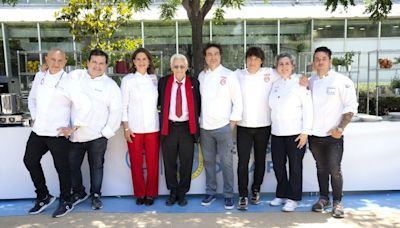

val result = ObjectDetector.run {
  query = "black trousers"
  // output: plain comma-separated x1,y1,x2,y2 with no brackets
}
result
271,134,305,201
23,132,72,201
161,121,194,197
309,136,344,202
237,126,271,197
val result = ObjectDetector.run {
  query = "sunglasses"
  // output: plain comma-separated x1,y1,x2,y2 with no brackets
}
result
173,65,186,70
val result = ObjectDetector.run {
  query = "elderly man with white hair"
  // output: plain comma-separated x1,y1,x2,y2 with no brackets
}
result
158,54,201,207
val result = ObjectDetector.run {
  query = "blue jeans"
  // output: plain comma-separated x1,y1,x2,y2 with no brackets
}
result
309,136,344,202
69,137,108,196
200,124,234,198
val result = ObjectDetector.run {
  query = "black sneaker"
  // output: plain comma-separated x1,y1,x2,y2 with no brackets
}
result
237,197,248,210
91,193,103,210
312,198,331,212
251,191,261,205
52,200,74,218
72,191,89,206
29,194,56,215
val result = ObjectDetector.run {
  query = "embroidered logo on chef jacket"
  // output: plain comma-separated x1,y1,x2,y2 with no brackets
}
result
151,76,158,86
94,88,103,93
345,84,352,89
264,73,271,82
220,76,227,85
326,86,336,95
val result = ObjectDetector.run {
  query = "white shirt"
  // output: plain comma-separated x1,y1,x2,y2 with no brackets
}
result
198,65,243,130
169,76,189,122
269,74,313,136
69,69,122,142
121,72,159,133
236,67,278,128
309,70,358,137
28,70,90,137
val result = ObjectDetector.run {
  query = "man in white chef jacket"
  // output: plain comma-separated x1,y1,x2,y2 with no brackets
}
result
64,49,122,210
308,46,358,219
24,48,90,218
198,43,243,209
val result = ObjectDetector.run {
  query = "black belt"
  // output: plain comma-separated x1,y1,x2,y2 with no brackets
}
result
169,120,189,126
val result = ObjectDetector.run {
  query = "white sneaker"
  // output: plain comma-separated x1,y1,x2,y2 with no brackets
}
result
270,198,287,206
282,199,298,212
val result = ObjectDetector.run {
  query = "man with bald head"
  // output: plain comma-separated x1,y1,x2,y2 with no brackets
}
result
24,49,90,218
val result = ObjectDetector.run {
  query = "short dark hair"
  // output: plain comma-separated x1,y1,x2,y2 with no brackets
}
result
130,48,156,74
203,43,222,56
246,47,265,62
88,49,109,64
314,46,332,59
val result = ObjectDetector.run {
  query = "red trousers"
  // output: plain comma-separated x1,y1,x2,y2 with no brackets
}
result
127,132,160,197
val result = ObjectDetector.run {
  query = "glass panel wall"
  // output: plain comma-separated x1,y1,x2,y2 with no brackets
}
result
280,20,311,72
212,20,244,70
347,19,378,38
246,20,277,68
313,19,345,38
381,18,400,37
144,21,176,76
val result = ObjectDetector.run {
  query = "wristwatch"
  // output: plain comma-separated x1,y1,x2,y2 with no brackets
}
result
337,127,344,133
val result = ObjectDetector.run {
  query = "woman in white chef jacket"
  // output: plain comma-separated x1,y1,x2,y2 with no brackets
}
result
121,48,160,206
269,53,313,212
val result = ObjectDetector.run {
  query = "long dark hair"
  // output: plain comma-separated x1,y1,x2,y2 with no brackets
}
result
130,48,155,74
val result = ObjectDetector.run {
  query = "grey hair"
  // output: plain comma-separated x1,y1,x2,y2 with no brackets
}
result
275,53,296,67
170,53,188,67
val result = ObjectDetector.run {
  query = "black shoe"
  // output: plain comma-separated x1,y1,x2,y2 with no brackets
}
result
52,199,73,218
312,198,331,212
72,191,89,206
237,197,248,210
91,193,103,210
165,194,177,206
136,197,145,205
178,195,187,207
29,194,56,215
145,197,155,206
251,191,261,205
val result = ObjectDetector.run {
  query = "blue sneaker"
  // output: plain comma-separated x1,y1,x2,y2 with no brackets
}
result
201,194,216,206
224,197,234,209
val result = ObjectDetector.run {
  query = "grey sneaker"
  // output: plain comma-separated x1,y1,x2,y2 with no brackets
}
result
237,197,248,210
251,191,261,205
332,201,345,218
224,197,234,210
91,193,103,210
72,191,89,206
29,194,56,215
312,198,331,212
52,199,73,218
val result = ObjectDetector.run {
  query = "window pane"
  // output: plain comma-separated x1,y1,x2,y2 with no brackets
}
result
347,19,378,38
313,19,344,38
212,20,244,70
144,21,176,76
246,20,277,67
381,19,400,37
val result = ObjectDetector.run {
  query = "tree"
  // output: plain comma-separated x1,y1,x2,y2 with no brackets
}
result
325,0,392,22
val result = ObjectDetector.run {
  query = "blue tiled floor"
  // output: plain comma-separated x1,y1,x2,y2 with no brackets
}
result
1,191,399,217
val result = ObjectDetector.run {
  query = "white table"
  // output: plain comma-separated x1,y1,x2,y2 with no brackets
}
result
1,121,400,199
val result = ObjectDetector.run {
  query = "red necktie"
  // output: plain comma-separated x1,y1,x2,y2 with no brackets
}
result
176,82,182,118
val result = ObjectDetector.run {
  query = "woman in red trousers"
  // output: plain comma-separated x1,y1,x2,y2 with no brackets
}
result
121,48,160,206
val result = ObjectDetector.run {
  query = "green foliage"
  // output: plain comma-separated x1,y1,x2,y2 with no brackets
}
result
1,0,17,6
213,7,225,25
325,0,393,22
55,0,140,53
343,51,355,66
332,57,345,66
394,57,400,65
391,76,400,89
160,0,180,21
358,92,400,115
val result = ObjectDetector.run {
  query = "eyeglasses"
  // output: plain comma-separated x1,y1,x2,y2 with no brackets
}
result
173,65,186,70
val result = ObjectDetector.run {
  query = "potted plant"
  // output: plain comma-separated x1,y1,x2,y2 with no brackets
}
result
332,57,345,72
344,51,355,71
391,76,400,95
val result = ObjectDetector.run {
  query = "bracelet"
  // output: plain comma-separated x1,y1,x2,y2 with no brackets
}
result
124,128,129,132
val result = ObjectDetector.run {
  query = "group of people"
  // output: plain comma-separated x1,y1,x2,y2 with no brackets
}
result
23,44,358,219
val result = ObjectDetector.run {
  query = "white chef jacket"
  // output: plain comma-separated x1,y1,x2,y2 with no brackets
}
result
69,69,122,142
28,70,90,137
236,67,279,128
269,74,313,136
169,76,189,122
121,72,159,133
198,65,243,130
309,70,358,137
